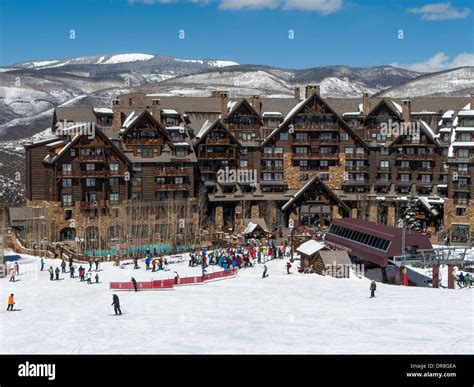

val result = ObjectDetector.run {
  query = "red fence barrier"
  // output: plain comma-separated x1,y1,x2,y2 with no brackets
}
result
109,268,238,291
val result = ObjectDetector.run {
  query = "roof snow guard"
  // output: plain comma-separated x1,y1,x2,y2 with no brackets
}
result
324,218,433,267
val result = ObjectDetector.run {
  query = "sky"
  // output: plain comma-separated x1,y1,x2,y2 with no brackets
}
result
0,0,473,70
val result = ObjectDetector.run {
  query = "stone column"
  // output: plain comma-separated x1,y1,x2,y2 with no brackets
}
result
234,205,244,234
387,203,396,226
369,202,378,223
251,204,259,218
214,206,223,231
351,207,357,219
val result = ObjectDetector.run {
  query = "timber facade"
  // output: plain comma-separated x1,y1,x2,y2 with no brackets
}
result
19,88,474,254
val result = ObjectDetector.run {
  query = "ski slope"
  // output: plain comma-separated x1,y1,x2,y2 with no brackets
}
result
0,253,472,354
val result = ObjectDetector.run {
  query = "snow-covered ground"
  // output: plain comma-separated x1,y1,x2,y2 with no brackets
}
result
0,252,472,354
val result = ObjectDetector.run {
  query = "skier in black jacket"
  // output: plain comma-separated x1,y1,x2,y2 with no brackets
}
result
111,294,122,315
370,281,377,298
131,277,138,292
262,264,269,279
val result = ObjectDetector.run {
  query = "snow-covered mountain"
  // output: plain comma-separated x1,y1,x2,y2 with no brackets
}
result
0,53,472,143
376,67,474,98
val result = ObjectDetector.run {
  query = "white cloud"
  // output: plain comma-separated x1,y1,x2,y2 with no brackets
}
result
408,2,471,21
219,0,278,9
129,0,343,13
392,52,474,72
283,0,342,14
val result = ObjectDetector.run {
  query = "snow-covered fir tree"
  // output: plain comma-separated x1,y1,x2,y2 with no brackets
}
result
403,194,421,231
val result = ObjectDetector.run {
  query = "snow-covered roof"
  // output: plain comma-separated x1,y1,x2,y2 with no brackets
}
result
458,110,474,116
296,240,325,256
451,142,474,147
392,101,403,114
122,110,137,129
172,142,190,147
442,110,454,119
162,109,178,115
93,108,113,114
243,222,258,235
262,112,282,117
418,197,439,216
439,128,452,133
196,120,213,139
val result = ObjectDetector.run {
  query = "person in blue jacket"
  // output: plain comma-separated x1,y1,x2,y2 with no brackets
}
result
145,256,151,270
54,267,60,280
40,258,45,271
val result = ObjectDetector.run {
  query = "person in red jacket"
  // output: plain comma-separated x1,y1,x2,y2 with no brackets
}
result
286,261,292,274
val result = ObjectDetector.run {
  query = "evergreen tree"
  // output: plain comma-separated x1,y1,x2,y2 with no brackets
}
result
403,194,421,231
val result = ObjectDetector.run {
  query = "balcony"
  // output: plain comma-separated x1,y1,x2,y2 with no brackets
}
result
396,152,436,161
79,154,106,162
345,165,369,172
344,153,368,160
57,170,76,177
342,179,370,186
454,183,470,192
261,153,284,159
154,183,190,191
79,200,109,208
155,168,187,176
292,122,339,130
199,152,235,159
205,138,231,145
125,138,164,145
293,152,339,160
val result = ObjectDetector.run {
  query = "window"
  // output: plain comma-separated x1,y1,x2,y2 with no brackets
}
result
356,147,365,154
380,160,389,168
62,194,73,207
62,179,72,188
340,133,348,141
401,174,410,182
175,177,184,185
320,160,329,167
320,173,329,181
401,161,410,168
460,133,471,142
109,193,119,203
139,147,154,158
299,160,308,167
295,133,308,140
62,164,72,172
456,208,467,216
420,175,431,183
455,192,468,205
274,147,283,154
242,132,253,141
175,147,185,157
155,177,165,184
458,164,468,173
274,173,283,181
345,146,354,154
109,178,119,187
421,161,431,169
131,193,141,200
86,178,96,187
279,132,288,141
380,147,389,155
295,147,308,154
109,163,119,173
299,173,308,181
458,148,469,158
379,173,389,181
240,160,248,168
86,163,95,171
263,147,272,154
262,173,272,181
132,163,141,171
70,148,76,157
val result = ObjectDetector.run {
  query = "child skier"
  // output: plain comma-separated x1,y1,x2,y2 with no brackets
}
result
7,294,14,311
286,261,292,274
95,273,99,284
55,267,60,280
40,257,45,271
48,266,54,281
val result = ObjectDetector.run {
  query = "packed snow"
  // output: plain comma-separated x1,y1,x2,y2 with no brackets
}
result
0,251,472,354
103,54,155,64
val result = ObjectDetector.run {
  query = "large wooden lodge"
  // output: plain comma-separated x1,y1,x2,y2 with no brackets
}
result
16,87,474,254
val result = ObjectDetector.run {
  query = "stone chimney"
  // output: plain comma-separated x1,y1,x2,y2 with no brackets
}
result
470,92,474,110
112,99,121,128
402,99,411,122
362,93,371,115
151,99,161,123
305,85,320,98
211,90,221,97
220,92,228,120
251,95,261,113
294,86,301,100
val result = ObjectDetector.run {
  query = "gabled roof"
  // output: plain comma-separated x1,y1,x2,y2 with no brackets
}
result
262,93,369,149
43,127,130,165
119,109,170,140
388,120,441,148
193,119,242,147
281,174,351,215
297,239,326,256
364,98,404,121
226,99,264,125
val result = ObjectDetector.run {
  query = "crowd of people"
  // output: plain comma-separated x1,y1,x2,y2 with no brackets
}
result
455,272,472,288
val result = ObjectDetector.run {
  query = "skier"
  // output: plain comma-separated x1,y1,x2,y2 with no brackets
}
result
286,261,292,274
111,294,122,316
94,259,99,271
145,256,151,270
9,266,16,282
262,264,269,279
55,266,60,280
457,272,465,288
61,259,66,273
15,262,20,276
48,266,54,281
86,272,92,284
95,273,99,284
79,266,85,281
40,257,45,271
7,294,14,311
131,277,138,292
88,259,93,272
133,257,139,270
174,271,180,285
70,265,75,278
370,281,377,298
152,259,157,272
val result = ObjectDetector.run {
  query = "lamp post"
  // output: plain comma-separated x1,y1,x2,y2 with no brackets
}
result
289,218,294,262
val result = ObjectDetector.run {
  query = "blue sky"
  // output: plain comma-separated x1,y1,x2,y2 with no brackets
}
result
0,0,472,70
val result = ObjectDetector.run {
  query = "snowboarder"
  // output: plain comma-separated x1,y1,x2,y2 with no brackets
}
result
7,294,14,311
95,273,99,284
262,264,269,279
370,281,377,298
55,267,60,280
286,261,292,274
61,259,66,273
40,257,45,271
111,294,122,316
131,277,138,292
48,266,54,281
